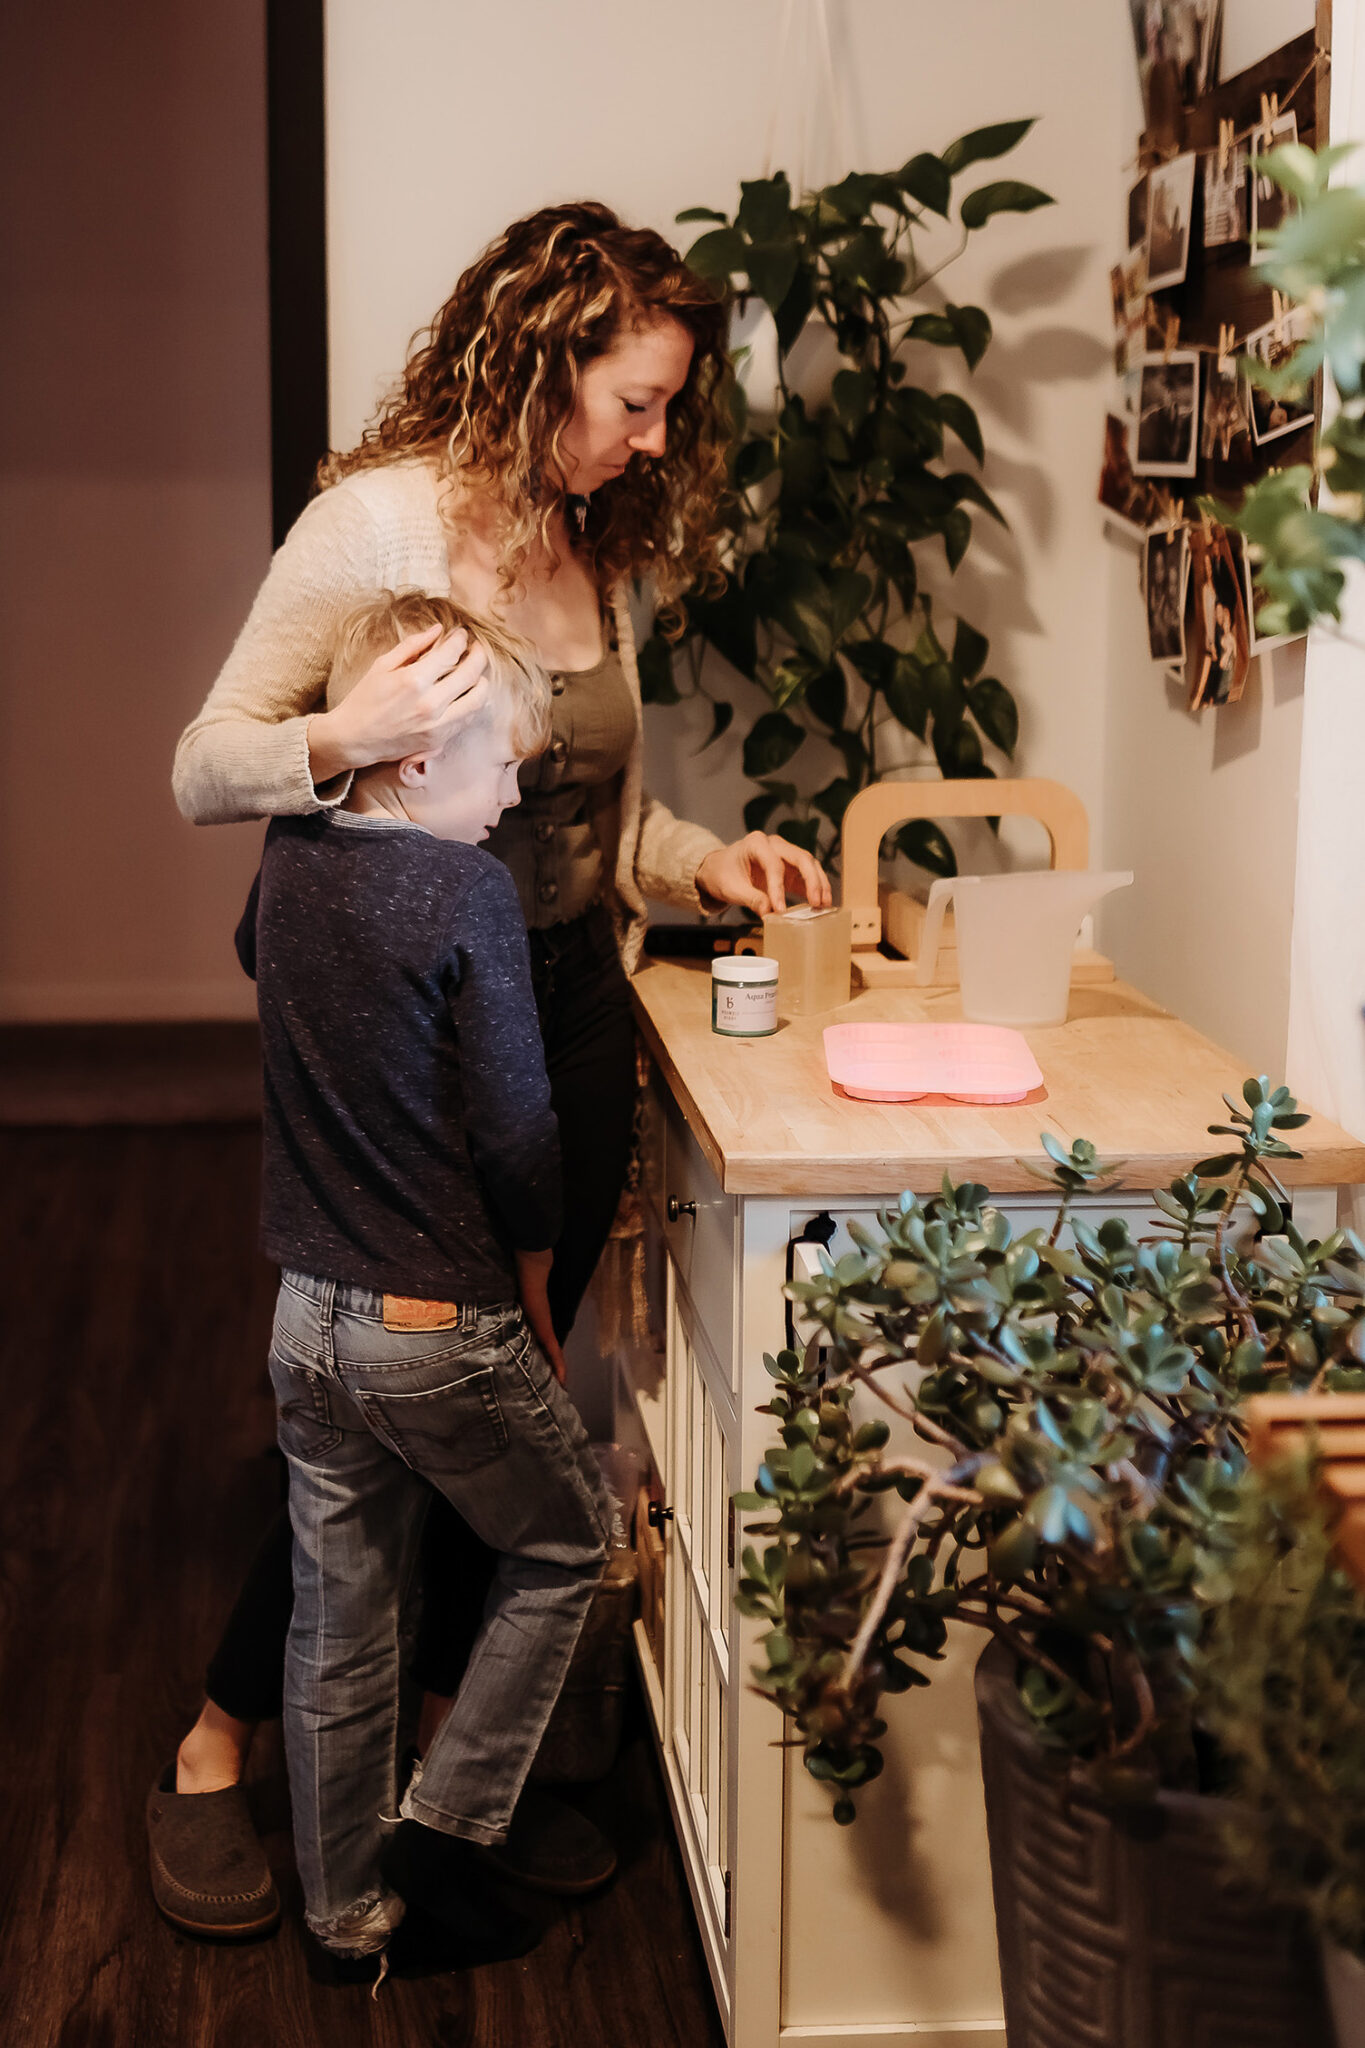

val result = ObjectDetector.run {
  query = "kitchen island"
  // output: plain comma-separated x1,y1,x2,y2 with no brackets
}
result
610,957,1365,2048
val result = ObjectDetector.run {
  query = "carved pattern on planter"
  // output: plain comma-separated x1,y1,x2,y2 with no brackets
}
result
975,1642,1330,2048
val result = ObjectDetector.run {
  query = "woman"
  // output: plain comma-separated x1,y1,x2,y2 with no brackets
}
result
151,200,830,1943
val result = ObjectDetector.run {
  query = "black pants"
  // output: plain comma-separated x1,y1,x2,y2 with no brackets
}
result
205,905,638,1720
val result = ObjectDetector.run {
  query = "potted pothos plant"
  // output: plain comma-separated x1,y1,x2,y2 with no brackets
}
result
639,123,1054,878
736,1079,1365,2043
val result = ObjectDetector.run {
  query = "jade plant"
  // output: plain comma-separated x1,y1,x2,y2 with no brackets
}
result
1212,142,1365,637
638,124,1054,878
735,1080,1365,1820
1199,1460,1365,1958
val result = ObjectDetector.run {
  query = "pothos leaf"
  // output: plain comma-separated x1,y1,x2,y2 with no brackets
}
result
895,820,957,877
743,710,805,778
970,676,1019,756
701,698,734,750
941,118,1037,174
961,180,1055,230
937,392,985,464
637,634,680,704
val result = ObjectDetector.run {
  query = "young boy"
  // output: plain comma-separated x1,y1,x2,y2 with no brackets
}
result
236,589,611,1975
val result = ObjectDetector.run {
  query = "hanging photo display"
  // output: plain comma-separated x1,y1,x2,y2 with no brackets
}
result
1202,141,1248,246
1251,109,1298,244
1200,354,1252,460
1129,0,1223,111
1143,526,1188,663
1097,27,1318,687
1133,352,1201,476
1145,152,1197,291
1184,522,1250,709
1243,306,1314,445
1099,412,1164,530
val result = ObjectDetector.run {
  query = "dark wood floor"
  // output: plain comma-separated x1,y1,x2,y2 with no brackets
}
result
0,1122,725,2048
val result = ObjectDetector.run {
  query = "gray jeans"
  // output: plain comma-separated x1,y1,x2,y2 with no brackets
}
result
269,1269,610,1947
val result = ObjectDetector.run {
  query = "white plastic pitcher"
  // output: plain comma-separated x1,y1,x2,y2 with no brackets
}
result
914,870,1133,1026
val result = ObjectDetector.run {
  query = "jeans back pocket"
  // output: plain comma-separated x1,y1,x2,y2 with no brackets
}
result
269,1346,344,1462
354,1367,508,1478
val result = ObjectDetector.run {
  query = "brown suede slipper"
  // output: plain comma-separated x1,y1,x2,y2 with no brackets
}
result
146,1763,281,1940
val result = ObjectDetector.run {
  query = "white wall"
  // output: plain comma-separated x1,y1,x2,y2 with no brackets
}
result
0,0,271,1021
1101,550,1306,1074
325,0,1127,881
1098,0,1316,1078
1285,0,1365,1187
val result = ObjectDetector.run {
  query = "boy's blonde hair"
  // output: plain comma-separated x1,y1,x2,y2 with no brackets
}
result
326,589,552,759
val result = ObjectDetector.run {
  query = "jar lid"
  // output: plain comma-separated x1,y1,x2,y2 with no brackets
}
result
712,954,778,985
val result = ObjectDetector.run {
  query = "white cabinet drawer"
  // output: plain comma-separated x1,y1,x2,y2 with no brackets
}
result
653,1076,738,1387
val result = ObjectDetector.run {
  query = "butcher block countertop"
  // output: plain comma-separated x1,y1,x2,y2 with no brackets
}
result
630,957,1365,1199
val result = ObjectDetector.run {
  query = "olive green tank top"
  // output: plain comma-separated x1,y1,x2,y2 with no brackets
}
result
484,633,637,928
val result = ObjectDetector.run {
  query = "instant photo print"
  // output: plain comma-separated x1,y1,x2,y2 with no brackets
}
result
1145,151,1196,291
1133,352,1200,477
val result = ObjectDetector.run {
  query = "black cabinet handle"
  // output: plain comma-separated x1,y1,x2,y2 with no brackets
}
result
647,1500,675,1528
667,1197,697,1222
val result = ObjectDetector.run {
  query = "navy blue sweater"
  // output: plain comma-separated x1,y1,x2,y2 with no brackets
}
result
236,812,561,1302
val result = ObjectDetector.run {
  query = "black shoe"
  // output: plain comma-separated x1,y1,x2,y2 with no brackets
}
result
301,1931,389,1987
381,1821,541,1960
388,1899,542,1978
479,1785,617,1896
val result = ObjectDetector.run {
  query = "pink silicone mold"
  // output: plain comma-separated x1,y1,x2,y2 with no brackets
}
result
822,1022,1044,1104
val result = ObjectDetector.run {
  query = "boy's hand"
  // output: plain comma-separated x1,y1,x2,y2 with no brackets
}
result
308,625,491,783
515,1248,567,1386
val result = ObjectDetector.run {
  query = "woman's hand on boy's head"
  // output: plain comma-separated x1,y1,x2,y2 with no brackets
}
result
314,624,492,776
695,832,833,918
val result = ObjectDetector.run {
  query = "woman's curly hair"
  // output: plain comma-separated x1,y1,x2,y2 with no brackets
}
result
320,202,731,617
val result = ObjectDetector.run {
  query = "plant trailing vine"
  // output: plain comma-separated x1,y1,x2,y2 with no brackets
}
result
734,1080,1365,1822
638,124,1054,878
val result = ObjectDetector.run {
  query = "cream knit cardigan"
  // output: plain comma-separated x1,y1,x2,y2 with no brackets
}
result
172,461,724,973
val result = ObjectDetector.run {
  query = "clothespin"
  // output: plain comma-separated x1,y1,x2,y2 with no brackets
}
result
1164,490,1179,538
1217,119,1235,176
1260,91,1280,147
1217,322,1236,373
1162,308,1180,362
1200,503,1214,540
1272,289,1288,344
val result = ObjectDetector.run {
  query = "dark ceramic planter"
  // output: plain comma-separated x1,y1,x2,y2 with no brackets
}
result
974,1640,1330,2048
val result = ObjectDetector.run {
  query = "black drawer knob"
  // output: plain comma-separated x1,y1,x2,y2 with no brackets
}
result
647,1500,675,1528
667,1197,697,1222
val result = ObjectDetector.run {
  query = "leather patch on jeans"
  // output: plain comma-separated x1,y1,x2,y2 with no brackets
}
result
382,1295,461,1332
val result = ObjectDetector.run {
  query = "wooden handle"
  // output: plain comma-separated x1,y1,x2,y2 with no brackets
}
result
840,779,1092,935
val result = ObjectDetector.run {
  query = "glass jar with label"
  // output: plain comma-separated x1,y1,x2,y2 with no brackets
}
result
711,954,779,1037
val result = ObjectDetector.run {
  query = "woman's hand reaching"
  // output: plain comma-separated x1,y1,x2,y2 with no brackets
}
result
307,624,491,786
695,832,833,918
